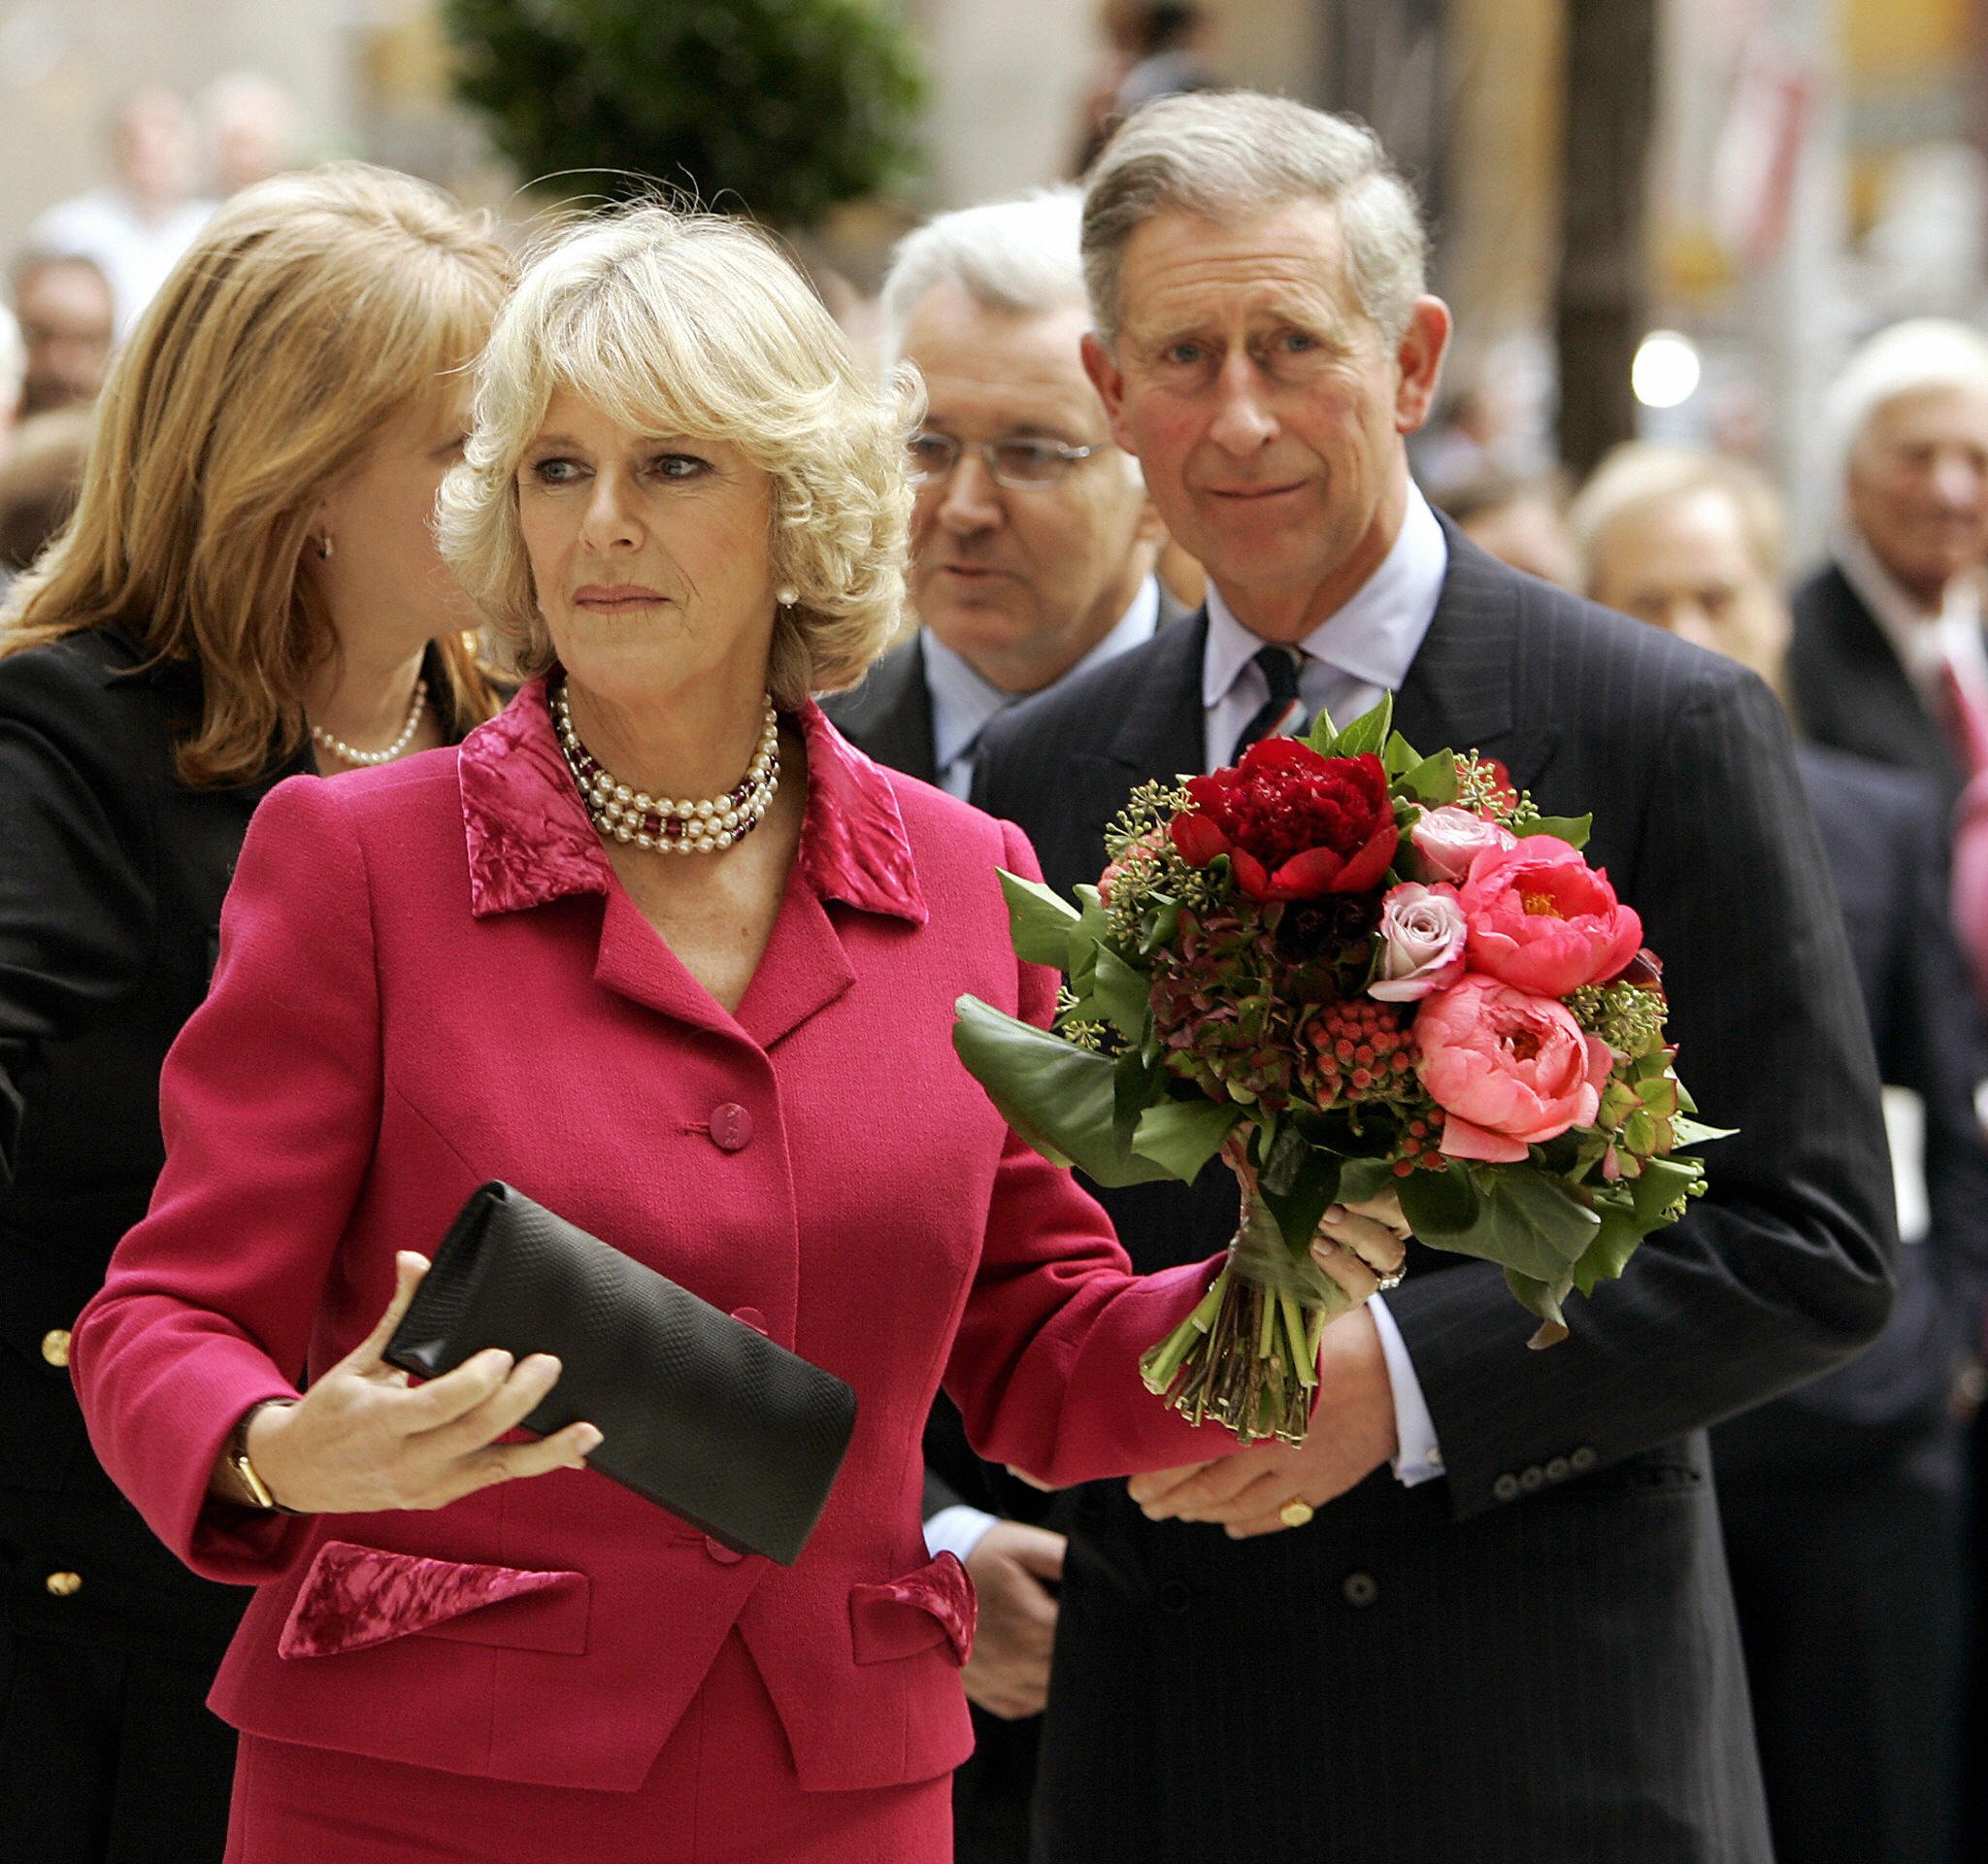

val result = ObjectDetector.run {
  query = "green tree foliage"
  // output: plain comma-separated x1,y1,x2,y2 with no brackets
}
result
444,0,924,229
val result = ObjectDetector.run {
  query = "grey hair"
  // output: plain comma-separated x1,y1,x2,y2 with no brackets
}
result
879,187,1087,365
1081,91,1429,347
1824,317,1988,477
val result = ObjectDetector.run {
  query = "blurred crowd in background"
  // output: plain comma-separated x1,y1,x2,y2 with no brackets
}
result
7,3,1988,1861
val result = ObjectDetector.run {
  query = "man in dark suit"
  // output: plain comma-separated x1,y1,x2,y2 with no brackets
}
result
1787,317,1988,814
1574,441,1988,1864
823,187,1179,1863
827,188,1176,799
972,92,1895,1862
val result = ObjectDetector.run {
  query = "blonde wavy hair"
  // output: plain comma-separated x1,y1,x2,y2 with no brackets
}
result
437,203,918,703
0,162,511,785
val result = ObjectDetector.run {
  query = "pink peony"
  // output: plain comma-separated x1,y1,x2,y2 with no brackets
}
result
1370,882,1469,1002
1408,805,1516,883
1414,976,1613,1163
1456,836,1643,998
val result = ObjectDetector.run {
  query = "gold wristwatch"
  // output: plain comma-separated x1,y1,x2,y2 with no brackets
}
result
225,1400,298,1513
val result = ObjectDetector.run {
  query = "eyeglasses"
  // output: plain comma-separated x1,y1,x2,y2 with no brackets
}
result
907,430,1106,490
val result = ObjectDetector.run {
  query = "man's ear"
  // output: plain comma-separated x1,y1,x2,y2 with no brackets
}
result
1082,331,1138,455
1393,297,1452,437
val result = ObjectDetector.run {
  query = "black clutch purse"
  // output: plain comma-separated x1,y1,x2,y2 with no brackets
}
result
384,1182,857,1565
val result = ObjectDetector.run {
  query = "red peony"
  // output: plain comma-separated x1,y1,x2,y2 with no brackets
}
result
1169,740,1399,903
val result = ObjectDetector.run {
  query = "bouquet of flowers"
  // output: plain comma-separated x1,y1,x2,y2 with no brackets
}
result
953,697,1729,1446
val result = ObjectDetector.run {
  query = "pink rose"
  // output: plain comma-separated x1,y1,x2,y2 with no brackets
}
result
1414,976,1613,1163
1370,882,1468,1002
1408,805,1516,883
1456,836,1643,998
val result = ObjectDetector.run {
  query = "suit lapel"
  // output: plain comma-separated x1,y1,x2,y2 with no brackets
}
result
826,637,939,786
1397,523,1561,799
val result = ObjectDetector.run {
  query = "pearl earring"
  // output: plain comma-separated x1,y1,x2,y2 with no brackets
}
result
315,534,335,562
776,585,798,608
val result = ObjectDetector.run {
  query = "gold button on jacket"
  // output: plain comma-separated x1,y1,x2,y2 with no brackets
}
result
40,1328,72,1368
44,1571,83,1597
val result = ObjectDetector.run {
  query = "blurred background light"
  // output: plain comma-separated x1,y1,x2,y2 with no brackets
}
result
1632,330,1704,409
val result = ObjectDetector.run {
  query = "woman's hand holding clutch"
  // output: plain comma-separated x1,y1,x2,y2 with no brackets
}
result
211,1251,603,1515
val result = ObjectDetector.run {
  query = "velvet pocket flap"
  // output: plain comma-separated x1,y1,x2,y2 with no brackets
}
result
848,1550,976,1667
279,1539,588,1659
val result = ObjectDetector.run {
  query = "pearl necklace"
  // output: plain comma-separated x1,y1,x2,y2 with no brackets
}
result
311,679,429,767
553,682,779,855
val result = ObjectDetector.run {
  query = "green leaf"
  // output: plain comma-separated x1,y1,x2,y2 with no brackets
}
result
951,997,1175,1187
1396,1160,1481,1236
996,870,1081,968
1670,1116,1737,1149
1336,1156,1397,1206
1087,945,1151,1041
1504,1265,1573,1346
1517,814,1592,848
1131,1097,1243,1182
1138,898,1182,956
1332,692,1394,759
1630,1154,1701,1225
1408,1165,1599,1283
1113,1043,1162,1130
1571,1206,1643,1296
1260,1149,1343,1258
1400,749,1459,806
1305,704,1342,756
1257,1117,1310,1196
1382,731,1420,778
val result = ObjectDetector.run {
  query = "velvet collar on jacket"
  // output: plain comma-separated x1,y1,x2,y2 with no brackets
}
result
458,675,927,927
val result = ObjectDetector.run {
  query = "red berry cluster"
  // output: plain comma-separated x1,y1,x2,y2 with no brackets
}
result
1299,999,1449,1170
1301,999,1415,1103
1390,1114,1450,1176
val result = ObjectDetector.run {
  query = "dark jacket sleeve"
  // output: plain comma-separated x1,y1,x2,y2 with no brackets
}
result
1390,664,1898,1517
0,643,158,1182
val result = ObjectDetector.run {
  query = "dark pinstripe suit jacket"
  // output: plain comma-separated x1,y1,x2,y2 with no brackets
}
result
969,527,1897,1863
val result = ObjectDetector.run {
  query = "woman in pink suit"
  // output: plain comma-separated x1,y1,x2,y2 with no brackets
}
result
68,205,1272,1862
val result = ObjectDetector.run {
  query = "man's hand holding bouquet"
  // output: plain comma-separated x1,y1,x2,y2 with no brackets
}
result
954,698,1729,1447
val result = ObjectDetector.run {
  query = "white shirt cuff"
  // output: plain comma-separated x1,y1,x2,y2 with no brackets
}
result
923,1504,1000,1563
1369,1294,1445,1485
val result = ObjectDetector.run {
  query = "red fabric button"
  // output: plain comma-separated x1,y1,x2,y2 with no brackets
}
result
705,1537,745,1564
731,1307,768,1335
709,1104,753,1151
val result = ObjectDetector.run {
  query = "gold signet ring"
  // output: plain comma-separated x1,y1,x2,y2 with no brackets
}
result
1277,1497,1315,1529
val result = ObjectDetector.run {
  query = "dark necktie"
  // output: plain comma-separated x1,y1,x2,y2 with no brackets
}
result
1230,645,1307,764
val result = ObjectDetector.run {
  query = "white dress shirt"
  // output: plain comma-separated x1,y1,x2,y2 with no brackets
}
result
923,578,1163,801
1202,483,1448,773
1204,483,1449,1489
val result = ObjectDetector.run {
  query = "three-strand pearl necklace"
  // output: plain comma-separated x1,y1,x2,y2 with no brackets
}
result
553,681,780,855
310,678,428,767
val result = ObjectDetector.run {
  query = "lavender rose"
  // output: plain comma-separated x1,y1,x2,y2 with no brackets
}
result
1409,805,1516,883
1369,882,1469,1002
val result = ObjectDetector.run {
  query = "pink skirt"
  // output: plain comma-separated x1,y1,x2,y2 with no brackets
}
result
222,1631,952,1863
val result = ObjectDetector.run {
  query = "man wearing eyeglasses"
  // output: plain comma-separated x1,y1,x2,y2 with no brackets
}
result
824,187,1178,1864
828,188,1178,805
